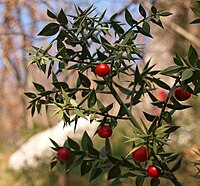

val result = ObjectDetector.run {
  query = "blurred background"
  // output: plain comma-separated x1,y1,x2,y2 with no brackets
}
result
0,0,200,185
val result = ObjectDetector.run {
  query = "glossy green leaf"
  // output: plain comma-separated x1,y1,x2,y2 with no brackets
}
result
97,50,107,60
52,82,69,89
33,82,45,92
57,9,68,25
108,166,121,180
171,158,182,172
47,9,57,19
136,175,145,186
78,72,91,88
125,9,136,26
49,138,60,149
151,78,171,90
68,137,80,150
89,163,102,182
167,104,192,110
24,92,37,99
143,112,156,122
188,45,198,66
88,89,96,108
50,160,58,170
81,161,93,176
139,4,146,18
159,12,173,16
190,18,200,24
181,69,193,81
173,57,183,66
151,178,160,186
81,131,93,150
88,146,100,157
112,22,124,34
160,66,182,76
143,21,150,34
38,23,60,36
151,6,157,14
191,7,200,17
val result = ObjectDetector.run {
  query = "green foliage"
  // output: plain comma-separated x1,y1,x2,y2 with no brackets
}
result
25,3,200,186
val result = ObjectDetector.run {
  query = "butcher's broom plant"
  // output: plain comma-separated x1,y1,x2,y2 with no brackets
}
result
26,2,200,186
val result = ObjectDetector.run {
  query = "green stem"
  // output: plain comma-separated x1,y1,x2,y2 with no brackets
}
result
107,80,144,133
157,76,181,127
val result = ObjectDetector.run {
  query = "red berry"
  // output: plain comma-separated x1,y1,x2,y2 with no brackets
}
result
57,147,72,161
174,87,191,101
95,64,110,77
132,146,151,162
157,89,168,101
97,125,112,138
147,165,161,178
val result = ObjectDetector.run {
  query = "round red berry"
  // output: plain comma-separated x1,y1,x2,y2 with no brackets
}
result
95,64,110,77
132,146,151,162
57,147,72,161
97,125,112,138
174,87,191,101
147,165,161,178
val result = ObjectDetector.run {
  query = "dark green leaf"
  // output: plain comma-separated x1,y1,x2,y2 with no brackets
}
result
125,9,136,26
191,7,200,17
136,175,145,186
49,138,60,149
108,166,121,180
190,18,200,24
81,131,93,150
88,89,96,108
24,92,37,98
36,100,42,113
50,161,58,170
78,72,91,88
38,23,60,36
163,112,172,124
107,154,121,164
31,105,35,116
112,22,124,34
89,164,102,182
142,22,150,34
100,36,110,45
33,82,45,92
81,161,93,176
47,9,57,19
143,112,156,122
165,153,180,163
114,82,131,95
105,138,112,155
160,66,182,76
171,158,182,172
91,34,100,43
188,45,198,66
97,50,107,60
151,18,164,29
173,57,183,66
151,178,160,186
139,4,146,18
57,9,68,25
152,78,171,90
68,137,80,150
118,105,127,117
88,146,100,157
151,6,157,14
181,69,193,81
52,82,69,89
167,104,192,110
159,12,173,16
100,103,113,113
